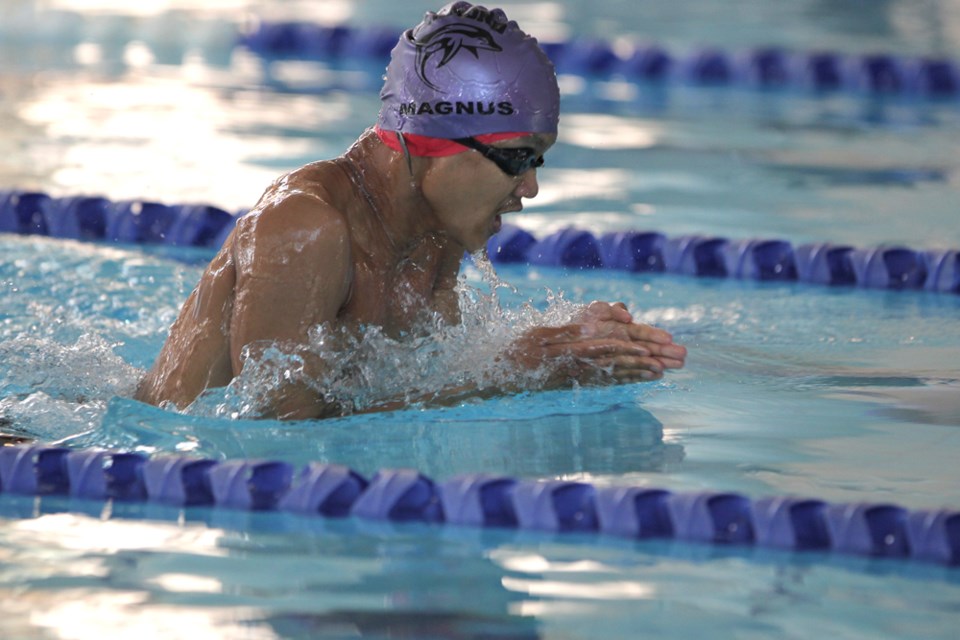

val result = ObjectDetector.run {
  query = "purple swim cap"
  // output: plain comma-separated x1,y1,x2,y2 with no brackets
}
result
377,2,560,139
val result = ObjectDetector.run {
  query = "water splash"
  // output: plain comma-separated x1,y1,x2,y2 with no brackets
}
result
186,250,588,419
0,333,142,441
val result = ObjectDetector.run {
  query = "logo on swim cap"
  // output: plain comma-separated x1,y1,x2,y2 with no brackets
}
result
415,22,503,91
378,2,560,139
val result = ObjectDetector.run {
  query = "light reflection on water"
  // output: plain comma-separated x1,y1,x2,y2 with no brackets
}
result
4,2,960,246
1,234,958,508
2,2,960,638
2,494,959,640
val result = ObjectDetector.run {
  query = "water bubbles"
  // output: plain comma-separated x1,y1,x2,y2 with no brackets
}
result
184,259,589,419
2,234,623,429
0,333,141,440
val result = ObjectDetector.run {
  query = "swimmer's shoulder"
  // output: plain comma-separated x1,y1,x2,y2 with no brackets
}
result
226,161,354,297
239,160,352,242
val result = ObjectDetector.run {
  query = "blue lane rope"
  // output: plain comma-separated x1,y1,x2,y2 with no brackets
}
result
490,224,960,294
2,189,957,294
10,9,959,101
0,444,957,566
236,21,960,100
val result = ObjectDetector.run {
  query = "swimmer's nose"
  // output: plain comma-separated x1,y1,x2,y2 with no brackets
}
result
514,168,539,199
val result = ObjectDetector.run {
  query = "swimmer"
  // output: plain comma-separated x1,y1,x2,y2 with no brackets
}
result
135,1,687,419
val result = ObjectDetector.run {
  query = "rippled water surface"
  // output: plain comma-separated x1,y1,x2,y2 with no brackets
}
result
2,0,960,638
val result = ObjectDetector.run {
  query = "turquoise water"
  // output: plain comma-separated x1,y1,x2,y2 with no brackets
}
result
2,0,960,638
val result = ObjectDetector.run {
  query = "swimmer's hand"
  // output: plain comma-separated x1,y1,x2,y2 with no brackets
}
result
506,301,687,386
316,301,685,416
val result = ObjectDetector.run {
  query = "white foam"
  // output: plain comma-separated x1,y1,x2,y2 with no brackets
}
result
185,251,588,419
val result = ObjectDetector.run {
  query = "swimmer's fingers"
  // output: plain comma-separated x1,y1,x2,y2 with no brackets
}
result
577,301,633,325
618,325,688,370
511,327,686,376
528,324,634,346
621,322,676,345
537,335,678,369
550,341,667,380
599,368,664,383
572,354,666,384
542,339,651,360
588,353,666,377
572,316,680,350
594,328,687,370
655,355,687,370
535,319,645,344
643,341,688,369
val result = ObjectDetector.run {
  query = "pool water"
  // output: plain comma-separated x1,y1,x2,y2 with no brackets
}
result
2,0,960,638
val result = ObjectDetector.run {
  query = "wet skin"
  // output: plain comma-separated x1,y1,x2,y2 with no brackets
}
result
135,129,687,419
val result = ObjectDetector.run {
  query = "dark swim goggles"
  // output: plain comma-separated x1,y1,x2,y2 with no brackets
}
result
453,137,545,177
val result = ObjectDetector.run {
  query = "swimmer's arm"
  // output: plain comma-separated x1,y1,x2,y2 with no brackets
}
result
357,301,687,412
229,194,352,420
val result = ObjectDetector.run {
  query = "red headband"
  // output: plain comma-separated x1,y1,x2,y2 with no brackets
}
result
374,125,530,157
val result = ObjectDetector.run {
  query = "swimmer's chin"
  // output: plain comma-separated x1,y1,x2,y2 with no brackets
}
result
493,204,522,234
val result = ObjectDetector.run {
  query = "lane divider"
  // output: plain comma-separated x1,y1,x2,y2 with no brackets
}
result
8,10,960,101
490,224,960,294
2,189,957,294
0,190,240,250
238,21,960,100
0,444,957,566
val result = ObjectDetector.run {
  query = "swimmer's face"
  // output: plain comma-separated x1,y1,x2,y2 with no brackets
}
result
423,133,557,252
